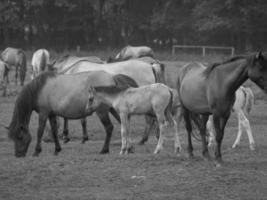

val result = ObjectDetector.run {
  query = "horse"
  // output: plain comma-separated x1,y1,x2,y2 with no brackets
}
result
138,88,181,145
207,86,255,150
7,70,138,157
108,45,154,62
31,49,50,80
177,52,267,166
51,55,105,73
86,83,181,155
0,60,8,96
1,47,27,86
52,59,166,144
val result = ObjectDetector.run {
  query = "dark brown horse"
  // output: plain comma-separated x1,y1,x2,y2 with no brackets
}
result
7,71,137,157
177,52,267,166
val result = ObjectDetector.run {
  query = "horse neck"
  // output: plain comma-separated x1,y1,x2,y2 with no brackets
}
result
214,58,249,95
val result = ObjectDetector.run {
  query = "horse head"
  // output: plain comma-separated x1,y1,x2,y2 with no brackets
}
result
8,124,32,157
248,51,267,92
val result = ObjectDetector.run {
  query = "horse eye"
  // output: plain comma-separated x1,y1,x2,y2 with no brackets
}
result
89,97,94,103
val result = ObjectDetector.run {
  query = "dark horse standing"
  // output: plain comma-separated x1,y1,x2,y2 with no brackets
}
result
7,71,137,157
177,52,267,166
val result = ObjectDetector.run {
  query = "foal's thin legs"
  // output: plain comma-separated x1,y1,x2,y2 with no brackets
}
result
81,118,89,143
232,111,255,150
49,115,62,155
154,114,165,154
33,113,48,156
173,119,182,154
120,113,128,154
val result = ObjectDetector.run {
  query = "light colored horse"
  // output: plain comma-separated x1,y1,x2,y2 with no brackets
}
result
207,86,255,150
1,47,27,86
86,83,181,155
109,45,154,62
31,49,50,80
52,55,105,73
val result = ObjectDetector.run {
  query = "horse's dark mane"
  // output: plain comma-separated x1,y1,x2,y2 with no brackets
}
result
94,74,138,94
8,71,56,139
203,55,248,76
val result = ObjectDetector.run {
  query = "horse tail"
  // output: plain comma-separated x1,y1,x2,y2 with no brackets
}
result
113,74,139,89
164,89,174,126
19,50,27,86
244,87,254,115
151,63,166,84
40,50,47,72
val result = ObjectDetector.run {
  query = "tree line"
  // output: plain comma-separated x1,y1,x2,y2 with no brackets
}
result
0,0,266,52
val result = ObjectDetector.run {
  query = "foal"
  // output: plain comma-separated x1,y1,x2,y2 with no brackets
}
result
86,83,181,154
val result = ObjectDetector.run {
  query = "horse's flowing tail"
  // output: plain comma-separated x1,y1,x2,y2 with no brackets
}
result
244,87,254,115
164,89,174,126
152,63,166,84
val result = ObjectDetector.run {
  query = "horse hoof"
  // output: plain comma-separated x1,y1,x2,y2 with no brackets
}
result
63,138,70,144
214,161,222,168
100,149,109,154
127,146,135,154
250,143,256,151
175,147,182,154
32,152,39,157
81,137,89,144
120,148,127,155
232,144,238,149
138,139,147,145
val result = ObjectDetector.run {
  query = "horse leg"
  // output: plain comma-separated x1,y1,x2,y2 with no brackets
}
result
232,112,242,149
62,118,70,143
154,114,165,154
48,115,62,155
199,114,210,160
109,107,121,123
182,106,194,158
138,115,155,145
213,114,229,166
119,113,128,155
207,116,215,147
126,116,134,154
235,111,255,150
96,110,114,154
33,113,48,156
15,66,18,85
172,118,182,154
80,118,89,143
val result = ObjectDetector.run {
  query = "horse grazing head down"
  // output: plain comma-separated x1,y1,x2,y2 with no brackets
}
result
248,52,267,92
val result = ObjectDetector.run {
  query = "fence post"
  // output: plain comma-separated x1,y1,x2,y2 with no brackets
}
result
202,47,206,57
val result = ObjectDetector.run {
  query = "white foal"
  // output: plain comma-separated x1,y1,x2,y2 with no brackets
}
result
86,83,181,155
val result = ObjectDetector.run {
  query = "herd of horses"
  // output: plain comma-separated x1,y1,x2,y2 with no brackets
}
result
1,45,266,167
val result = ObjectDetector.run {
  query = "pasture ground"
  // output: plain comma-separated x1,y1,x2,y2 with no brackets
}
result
0,59,267,200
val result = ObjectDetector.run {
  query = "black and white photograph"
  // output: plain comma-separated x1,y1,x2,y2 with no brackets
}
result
0,0,267,199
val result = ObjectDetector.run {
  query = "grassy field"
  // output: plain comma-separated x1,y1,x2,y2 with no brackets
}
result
0,56,267,200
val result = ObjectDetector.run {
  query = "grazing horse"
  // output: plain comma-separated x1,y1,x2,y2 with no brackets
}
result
86,83,181,154
108,45,154,62
1,47,27,86
55,59,166,144
7,71,138,157
31,49,50,80
177,52,267,166
207,86,255,150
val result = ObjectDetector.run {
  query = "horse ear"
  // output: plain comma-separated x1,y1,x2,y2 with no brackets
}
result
255,51,263,59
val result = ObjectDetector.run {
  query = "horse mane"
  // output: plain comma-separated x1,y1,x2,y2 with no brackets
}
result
8,71,56,139
203,55,248,76
94,74,138,94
